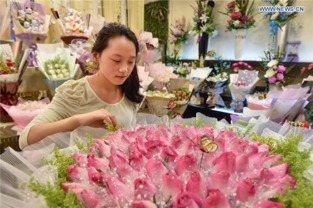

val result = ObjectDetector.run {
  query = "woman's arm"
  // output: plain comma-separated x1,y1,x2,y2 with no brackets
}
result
26,115,80,146
25,109,117,147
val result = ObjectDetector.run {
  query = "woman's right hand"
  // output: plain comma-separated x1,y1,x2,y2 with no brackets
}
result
75,109,117,129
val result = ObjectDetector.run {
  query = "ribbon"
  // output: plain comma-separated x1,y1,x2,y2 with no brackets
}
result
28,43,38,67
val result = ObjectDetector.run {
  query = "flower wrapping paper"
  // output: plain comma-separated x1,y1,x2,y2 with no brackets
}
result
229,70,259,101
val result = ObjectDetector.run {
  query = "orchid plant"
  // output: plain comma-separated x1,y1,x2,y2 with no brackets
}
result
191,0,217,43
263,0,297,35
221,0,257,32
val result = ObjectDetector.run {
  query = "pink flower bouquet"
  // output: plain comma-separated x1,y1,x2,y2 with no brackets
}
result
0,98,49,132
58,124,294,207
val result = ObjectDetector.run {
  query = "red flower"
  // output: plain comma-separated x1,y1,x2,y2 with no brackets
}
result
242,15,248,21
231,11,242,19
227,1,235,8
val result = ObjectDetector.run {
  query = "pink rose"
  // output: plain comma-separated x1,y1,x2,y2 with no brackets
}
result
250,18,255,23
276,65,286,73
76,189,102,208
227,1,235,8
268,76,277,84
231,11,242,20
242,15,248,21
212,152,236,174
160,172,183,200
106,176,133,206
134,178,158,201
236,154,249,174
301,67,307,74
144,140,165,158
276,73,284,81
131,200,158,208
203,189,231,208
235,178,256,202
207,171,230,193
186,171,207,199
67,165,88,182
172,192,202,208
72,153,88,167
89,139,111,158
87,154,109,172
145,158,169,188
174,154,198,176
227,19,232,25
254,200,283,208
161,145,178,163
308,63,313,69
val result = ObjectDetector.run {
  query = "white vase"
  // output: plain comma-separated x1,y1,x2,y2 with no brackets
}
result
276,23,289,56
234,29,247,60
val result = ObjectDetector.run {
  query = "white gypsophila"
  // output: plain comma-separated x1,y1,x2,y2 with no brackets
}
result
264,68,277,78
267,59,279,67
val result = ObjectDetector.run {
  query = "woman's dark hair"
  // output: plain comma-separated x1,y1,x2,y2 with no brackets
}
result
92,22,144,104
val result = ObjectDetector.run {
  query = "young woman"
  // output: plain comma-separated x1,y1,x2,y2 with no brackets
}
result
19,23,144,150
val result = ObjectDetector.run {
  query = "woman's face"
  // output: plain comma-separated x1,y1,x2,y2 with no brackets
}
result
95,36,136,86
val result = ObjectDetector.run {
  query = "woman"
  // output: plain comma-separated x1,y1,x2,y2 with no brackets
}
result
19,23,144,150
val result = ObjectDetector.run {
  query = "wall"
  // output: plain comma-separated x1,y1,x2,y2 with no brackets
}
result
168,0,313,62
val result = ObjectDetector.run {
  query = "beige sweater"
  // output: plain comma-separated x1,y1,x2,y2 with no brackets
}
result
19,76,137,149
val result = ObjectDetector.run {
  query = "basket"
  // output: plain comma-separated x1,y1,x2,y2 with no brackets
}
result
145,96,174,117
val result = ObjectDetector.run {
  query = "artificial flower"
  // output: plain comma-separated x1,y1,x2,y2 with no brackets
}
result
221,0,257,32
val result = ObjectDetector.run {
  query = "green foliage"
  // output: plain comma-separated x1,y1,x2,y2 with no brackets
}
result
29,147,82,207
42,147,75,184
279,179,313,208
251,133,313,207
305,104,313,126
28,179,82,208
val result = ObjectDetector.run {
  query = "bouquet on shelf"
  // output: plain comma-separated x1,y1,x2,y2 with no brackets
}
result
10,0,50,45
173,62,192,78
0,98,49,133
263,0,297,35
0,41,29,84
191,0,217,42
36,48,79,92
221,0,257,32
229,68,259,112
168,17,190,65
260,49,294,89
50,6,93,45
69,39,98,76
138,31,160,65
